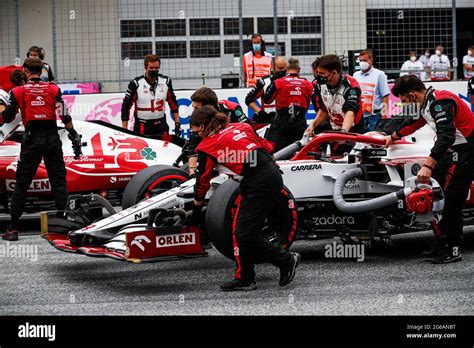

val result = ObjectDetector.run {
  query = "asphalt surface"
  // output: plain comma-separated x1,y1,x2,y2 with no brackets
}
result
0,228,473,316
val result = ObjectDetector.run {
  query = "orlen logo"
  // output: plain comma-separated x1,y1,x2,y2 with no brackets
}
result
290,86,302,96
131,235,152,251
31,96,45,106
6,179,50,192
156,233,195,248
314,215,355,226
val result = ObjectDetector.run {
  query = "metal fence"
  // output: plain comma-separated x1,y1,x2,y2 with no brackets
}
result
0,0,463,92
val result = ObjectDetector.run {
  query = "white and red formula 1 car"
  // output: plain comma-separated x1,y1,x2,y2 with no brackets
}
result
0,118,184,220
41,121,474,262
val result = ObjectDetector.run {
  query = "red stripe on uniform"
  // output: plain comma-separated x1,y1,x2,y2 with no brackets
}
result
444,163,457,190
232,196,242,280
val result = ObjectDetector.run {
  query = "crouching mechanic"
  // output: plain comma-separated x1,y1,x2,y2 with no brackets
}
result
184,87,249,176
385,75,474,263
121,54,180,137
189,105,300,291
1,58,80,241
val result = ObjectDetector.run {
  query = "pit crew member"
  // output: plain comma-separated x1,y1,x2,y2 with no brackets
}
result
385,75,474,264
264,57,313,152
121,54,180,137
1,58,80,241
189,105,300,291
306,54,363,135
184,87,249,176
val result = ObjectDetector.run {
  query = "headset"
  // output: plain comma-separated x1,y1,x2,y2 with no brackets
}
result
26,46,45,60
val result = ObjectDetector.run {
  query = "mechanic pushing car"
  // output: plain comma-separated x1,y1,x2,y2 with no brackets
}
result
121,54,181,137
189,105,300,291
0,57,81,241
184,87,250,176
306,54,364,135
385,75,474,264
264,57,313,152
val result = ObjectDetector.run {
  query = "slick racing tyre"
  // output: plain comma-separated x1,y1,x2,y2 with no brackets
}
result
206,180,298,261
122,165,188,209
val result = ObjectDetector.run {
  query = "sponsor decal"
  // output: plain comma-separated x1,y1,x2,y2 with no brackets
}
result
31,96,45,106
290,164,322,172
140,147,157,160
110,176,117,184
344,178,360,190
314,215,355,226
131,235,152,251
6,161,18,172
411,163,422,176
64,156,104,164
156,233,195,248
434,104,443,112
6,179,50,192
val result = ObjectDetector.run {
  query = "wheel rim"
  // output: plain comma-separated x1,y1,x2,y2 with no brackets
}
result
143,174,187,199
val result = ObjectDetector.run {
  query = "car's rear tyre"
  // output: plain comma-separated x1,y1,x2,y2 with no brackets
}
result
122,165,188,209
205,180,298,261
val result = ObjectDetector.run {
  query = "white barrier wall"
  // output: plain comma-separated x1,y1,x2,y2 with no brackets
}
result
63,81,473,139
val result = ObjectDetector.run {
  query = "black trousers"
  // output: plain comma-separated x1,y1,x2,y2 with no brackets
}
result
432,141,474,247
10,132,68,224
232,159,291,282
133,118,169,136
269,119,307,153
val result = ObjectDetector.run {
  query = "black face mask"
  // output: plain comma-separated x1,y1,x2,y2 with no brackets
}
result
148,70,159,79
273,70,286,79
316,74,329,85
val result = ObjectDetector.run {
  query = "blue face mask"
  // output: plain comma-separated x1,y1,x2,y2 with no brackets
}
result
253,44,261,52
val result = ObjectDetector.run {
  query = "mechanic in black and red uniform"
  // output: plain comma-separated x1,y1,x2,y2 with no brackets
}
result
189,105,300,291
121,54,180,137
264,57,314,152
306,54,363,135
245,56,287,124
184,87,249,176
0,58,80,241
310,56,332,135
385,75,474,264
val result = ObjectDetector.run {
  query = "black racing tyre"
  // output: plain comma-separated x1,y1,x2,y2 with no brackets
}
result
205,180,298,261
122,165,188,209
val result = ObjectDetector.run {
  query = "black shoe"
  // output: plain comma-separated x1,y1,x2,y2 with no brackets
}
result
279,252,301,287
220,279,257,292
422,239,446,258
430,246,462,264
2,229,19,241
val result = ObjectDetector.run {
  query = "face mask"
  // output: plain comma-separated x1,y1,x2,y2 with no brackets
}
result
410,56,417,62
436,50,442,56
148,70,159,79
274,70,286,79
252,44,261,52
359,61,370,71
316,72,332,85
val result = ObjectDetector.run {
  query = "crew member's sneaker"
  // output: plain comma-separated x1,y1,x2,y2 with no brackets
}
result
220,279,257,292
2,229,19,241
422,239,446,258
431,246,462,264
279,252,301,286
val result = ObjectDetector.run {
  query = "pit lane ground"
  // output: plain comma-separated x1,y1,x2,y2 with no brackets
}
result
0,228,473,316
